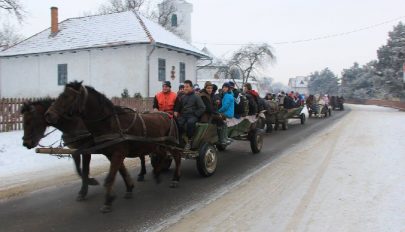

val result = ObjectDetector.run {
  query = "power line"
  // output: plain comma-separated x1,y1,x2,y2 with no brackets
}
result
193,15,405,46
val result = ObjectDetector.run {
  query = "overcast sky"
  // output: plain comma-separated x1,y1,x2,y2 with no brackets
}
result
3,0,405,84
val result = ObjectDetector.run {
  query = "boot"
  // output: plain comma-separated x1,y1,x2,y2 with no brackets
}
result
218,126,231,145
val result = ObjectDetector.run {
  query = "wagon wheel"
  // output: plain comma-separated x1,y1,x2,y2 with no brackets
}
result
300,113,306,125
282,119,289,130
249,129,263,154
196,143,218,177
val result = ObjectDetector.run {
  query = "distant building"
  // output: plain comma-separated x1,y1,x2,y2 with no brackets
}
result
0,1,207,98
197,47,261,94
288,76,309,95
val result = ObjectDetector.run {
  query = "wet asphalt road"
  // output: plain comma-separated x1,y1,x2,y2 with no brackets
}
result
0,109,348,232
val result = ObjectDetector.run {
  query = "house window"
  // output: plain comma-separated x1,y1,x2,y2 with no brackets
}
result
58,64,67,85
158,59,166,81
180,62,186,83
171,14,178,27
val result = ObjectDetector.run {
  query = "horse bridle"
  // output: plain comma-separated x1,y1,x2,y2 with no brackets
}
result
47,85,89,120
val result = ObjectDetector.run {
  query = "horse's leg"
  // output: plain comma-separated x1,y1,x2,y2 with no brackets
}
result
153,152,163,184
118,162,134,199
72,153,82,177
76,153,92,201
137,155,146,182
170,151,181,188
86,153,99,186
106,155,134,199
101,153,125,213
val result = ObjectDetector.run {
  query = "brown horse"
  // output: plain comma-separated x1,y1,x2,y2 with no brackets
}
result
21,99,146,201
45,81,181,213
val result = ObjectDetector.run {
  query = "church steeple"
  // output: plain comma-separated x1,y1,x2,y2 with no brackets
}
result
158,0,193,43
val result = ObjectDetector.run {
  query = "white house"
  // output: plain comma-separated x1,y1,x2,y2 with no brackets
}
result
0,2,208,98
288,76,309,95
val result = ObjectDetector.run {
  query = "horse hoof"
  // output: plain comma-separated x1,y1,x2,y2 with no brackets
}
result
137,175,145,182
88,178,100,186
170,181,179,188
100,205,112,213
124,192,133,199
76,195,86,202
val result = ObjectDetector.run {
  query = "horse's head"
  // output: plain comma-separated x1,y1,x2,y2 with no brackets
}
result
45,81,88,125
21,99,54,149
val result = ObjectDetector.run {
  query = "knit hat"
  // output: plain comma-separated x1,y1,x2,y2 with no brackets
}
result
228,81,235,88
162,81,171,88
222,82,231,88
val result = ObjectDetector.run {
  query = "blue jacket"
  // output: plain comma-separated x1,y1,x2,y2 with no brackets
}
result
218,92,234,118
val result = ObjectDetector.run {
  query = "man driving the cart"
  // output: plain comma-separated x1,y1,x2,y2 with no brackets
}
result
174,80,206,150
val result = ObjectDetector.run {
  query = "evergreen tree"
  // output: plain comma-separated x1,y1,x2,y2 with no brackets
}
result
376,22,405,99
308,68,339,95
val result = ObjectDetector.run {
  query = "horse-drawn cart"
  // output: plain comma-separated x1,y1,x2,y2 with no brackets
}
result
274,105,308,130
262,101,308,132
165,115,264,177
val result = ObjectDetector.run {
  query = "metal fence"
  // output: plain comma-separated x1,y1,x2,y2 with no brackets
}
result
0,97,154,133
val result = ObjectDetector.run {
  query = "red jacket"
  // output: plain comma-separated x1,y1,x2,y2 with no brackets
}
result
154,91,177,116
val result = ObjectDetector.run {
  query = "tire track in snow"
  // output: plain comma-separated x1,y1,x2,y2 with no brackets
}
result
284,112,355,231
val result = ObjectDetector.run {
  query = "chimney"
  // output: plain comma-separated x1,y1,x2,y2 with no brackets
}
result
51,7,58,34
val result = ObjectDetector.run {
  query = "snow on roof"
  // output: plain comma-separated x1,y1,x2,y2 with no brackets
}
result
0,11,207,58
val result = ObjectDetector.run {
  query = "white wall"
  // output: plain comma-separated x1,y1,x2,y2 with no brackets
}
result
149,46,198,95
0,44,199,98
0,45,148,98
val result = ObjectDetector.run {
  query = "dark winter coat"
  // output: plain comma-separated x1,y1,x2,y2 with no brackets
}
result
174,91,206,118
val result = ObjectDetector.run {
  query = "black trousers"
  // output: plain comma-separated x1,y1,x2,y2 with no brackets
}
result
177,115,198,139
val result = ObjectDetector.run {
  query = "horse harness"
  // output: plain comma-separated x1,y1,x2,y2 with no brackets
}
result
70,86,178,156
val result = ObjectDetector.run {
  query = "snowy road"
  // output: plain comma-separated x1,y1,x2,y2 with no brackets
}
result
162,104,405,232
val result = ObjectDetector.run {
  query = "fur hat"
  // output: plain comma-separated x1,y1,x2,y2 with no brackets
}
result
204,81,213,88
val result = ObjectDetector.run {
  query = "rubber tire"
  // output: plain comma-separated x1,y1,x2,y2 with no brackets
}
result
300,113,306,125
282,119,288,130
249,129,263,154
196,143,218,177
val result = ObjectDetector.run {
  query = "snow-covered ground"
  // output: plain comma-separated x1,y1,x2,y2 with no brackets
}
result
159,104,405,232
0,128,141,199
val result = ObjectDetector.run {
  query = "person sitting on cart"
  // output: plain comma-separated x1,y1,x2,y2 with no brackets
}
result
217,82,234,145
199,81,219,123
153,81,177,118
174,80,206,150
243,83,259,115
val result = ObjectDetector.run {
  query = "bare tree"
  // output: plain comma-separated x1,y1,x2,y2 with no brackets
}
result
98,0,181,37
0,23,23,50
98,0,146,14
226,43,276,86
0,0,25,22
